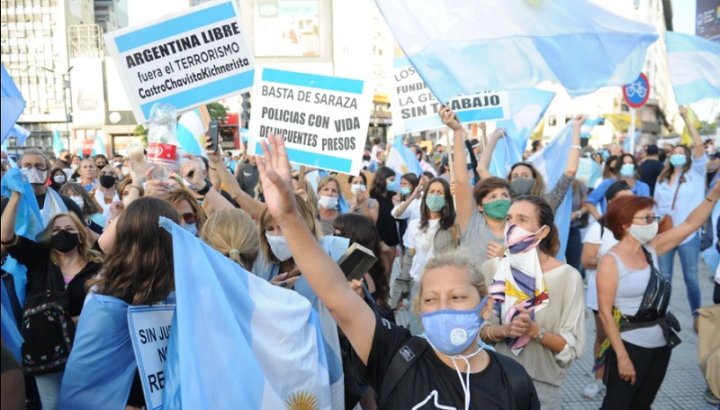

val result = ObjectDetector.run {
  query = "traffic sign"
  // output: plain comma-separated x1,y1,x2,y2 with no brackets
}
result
623,73,650,108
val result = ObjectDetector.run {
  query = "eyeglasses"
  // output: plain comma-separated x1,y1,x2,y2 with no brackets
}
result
633,215,661,224
22,164,47,171
181,212,197,224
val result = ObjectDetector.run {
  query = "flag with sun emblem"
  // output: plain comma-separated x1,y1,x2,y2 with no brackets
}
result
160,217,340,409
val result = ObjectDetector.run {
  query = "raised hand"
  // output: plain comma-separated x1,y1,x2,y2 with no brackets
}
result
439,105,462,131
572,114,588,129
256,134,298,220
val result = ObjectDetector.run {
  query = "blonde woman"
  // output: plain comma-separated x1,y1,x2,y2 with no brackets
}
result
200,208,260,270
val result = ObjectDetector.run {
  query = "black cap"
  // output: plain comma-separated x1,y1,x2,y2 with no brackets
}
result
646,144,659,155
605,180,631,202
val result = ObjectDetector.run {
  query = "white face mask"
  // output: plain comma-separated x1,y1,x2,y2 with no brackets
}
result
71,163,79,171
318,195,339,209
628,221,658,244
22,168,48,184
53,174,66,184
121,166,130,176
351,184,366,195
70,196,84,209
265,233,293,262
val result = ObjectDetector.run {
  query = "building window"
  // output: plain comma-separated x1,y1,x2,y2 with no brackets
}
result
548,115,557,126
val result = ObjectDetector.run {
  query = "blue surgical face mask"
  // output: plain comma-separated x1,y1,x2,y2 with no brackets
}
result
400,186,412,196
670,153,687,168
425,193,446,212
619,163,635,178
601,150,610,161
183,222,198,236
420,296,489,356
386,177,401,193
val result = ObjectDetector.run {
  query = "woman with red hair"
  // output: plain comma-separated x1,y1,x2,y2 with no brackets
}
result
597,182,720,409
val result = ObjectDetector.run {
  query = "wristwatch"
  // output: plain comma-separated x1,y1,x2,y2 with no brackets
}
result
534,327,546,342
193,179,212,196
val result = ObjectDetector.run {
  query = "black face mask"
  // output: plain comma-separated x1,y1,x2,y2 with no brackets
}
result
99,174,116,188
51,230,80,253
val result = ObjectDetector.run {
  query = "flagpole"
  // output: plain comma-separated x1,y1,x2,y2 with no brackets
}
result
628,108,636,155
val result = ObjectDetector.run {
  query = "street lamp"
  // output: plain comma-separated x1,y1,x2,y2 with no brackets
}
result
30,65,74,138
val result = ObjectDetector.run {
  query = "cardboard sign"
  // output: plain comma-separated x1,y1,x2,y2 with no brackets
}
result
104,0,255,123
391,57,509,133
248,67,373,175
128,304,176,410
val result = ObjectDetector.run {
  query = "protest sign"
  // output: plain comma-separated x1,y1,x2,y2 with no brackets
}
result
248,67,373,175
391,57,509,133
128,304,176,410
105,0,255,123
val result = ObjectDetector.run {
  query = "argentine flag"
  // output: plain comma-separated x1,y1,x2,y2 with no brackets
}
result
491,88,556,177
375,0,657,101
386,136,424,179
176,108,206,156
91,131,107,157
528,122,594,261
161,217,343,409
1,64,25,143
53,130,65,157
666,31,720,105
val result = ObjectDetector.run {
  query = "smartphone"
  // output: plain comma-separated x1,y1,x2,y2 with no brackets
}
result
208,119,219,152
337,243,378,281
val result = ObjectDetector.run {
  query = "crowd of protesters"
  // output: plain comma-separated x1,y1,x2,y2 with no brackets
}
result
1,105,719,409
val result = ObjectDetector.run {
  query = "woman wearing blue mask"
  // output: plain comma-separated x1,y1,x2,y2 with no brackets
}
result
585,154,650,218
479,196,585,410
403,178,459,332
653,106,707,323
442,107,513,268
254,134,539,410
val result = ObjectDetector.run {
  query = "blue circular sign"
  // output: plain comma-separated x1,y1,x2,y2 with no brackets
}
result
622,73,650,108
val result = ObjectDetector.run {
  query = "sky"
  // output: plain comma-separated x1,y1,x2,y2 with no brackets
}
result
671,0,719,122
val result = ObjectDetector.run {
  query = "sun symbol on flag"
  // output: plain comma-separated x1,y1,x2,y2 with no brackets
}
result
285,391,319,410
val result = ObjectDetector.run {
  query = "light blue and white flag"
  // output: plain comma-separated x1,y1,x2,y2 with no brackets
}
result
176,108,206,156
161,217,343,409
376,0,657,101
59,294,139,410
1,64,25,144
7,124,30,146
491,88,556,176
528,123,575,260
92,131,107,157
53,130,65,157
386,136,424,180
1,168,44,306
666,31,720,105
581,118,603,139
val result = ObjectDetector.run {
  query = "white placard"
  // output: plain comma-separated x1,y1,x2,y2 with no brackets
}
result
391,57,510,133
248,67,373,175
104,0,255,123
127,304,175,410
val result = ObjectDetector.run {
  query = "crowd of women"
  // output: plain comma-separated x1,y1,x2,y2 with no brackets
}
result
0,104,718,410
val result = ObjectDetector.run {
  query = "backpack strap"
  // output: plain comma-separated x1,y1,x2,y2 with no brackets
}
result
379,336,428,408
490,350,532,410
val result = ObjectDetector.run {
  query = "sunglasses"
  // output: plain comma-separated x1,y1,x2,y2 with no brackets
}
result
633,215,661,224
182,212,197,224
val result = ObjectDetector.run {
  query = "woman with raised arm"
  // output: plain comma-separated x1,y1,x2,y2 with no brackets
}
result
475,115,585,212
653,106,708,319
255,134,540,410
442,106,512,267
596,182,720,409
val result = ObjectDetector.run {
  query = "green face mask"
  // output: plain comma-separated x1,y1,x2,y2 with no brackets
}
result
482,198,511,220
425,193,446,212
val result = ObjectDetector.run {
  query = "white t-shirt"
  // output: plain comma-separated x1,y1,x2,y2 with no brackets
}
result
405,219,440,281
583,221,619,310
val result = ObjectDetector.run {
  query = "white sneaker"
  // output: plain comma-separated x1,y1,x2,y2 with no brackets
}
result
582,379,604,399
